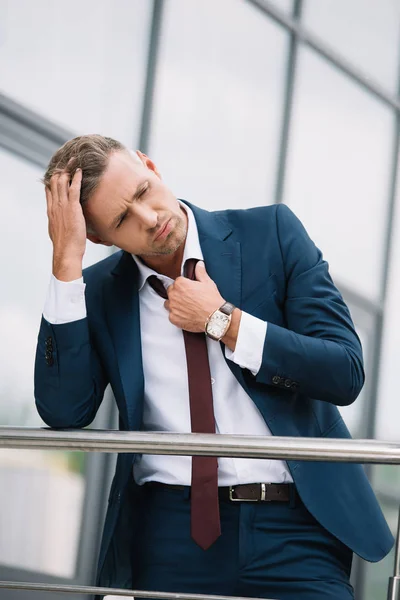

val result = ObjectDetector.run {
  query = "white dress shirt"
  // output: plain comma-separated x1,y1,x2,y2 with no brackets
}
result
43,204,292,485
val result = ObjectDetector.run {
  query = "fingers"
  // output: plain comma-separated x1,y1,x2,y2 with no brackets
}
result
69,169,82,203
50,172,60,206
195,261,209,281
58,170,71,204
47,161,81,207
49,171,68,206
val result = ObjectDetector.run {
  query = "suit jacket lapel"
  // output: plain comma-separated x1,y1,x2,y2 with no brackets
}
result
106,251,144,430
186,202,241,308
187,202,248,390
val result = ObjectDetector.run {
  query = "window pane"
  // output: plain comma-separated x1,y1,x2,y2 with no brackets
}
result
284,48,394,302
0,149,109,576
267,0,294,14
303,0,400,93
362,495,397,600
0,449,85,577
0,0,151,146
149,0,289,210
339,326,369,437
376,172,400,441
373,465,400,497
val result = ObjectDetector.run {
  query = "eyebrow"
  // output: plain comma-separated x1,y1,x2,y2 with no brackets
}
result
109,181,149,230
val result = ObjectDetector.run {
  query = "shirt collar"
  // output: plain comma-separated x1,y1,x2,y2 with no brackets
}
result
131,201,204,291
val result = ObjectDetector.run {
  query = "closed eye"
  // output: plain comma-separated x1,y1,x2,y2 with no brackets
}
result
116,213,128,228
137,183,149,199
114,183,150,229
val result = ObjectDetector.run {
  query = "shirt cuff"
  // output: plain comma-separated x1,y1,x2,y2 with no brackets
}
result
43,275,87,324
225,311,267,376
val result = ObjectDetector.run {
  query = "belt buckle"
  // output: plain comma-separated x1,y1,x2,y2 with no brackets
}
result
261,483,267,501
229,484,266,502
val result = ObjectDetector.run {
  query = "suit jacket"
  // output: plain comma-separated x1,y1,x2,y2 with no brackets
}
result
34,201,394,589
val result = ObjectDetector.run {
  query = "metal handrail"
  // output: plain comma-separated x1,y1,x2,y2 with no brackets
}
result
1,427,400,463
1,427,399,599
0,581,268,600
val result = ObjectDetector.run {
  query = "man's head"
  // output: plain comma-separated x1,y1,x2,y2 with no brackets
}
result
43,134,187,257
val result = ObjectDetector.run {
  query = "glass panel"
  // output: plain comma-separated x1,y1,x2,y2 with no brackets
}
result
0,0,151,146
267,0,294,14
303,0,400,93
0,149,110,576
373,465,400,497
284,48,394,302
339,327,368,437
362,496,397,599
149,0,289,210
376,172,400,441
0,449,85,577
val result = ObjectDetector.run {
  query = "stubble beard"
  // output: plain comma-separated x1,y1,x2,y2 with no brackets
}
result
140,213,187,257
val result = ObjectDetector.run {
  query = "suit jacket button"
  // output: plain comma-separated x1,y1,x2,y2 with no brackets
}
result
284,379,292,388
272,376,281,385
45,337,53,347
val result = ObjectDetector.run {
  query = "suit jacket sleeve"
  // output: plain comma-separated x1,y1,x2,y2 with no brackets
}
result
255,204,365,406
34,316,108,428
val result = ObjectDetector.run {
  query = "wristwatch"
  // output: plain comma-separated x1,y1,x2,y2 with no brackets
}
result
205,302,236,341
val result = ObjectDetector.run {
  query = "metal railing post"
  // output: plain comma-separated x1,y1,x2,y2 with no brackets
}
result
388,504,400,599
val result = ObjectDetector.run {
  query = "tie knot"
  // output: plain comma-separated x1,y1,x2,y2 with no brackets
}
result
147,275,168,300
184,258,199,280
148,260,199,299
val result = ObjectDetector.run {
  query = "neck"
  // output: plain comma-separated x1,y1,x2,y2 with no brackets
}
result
141,245,185,279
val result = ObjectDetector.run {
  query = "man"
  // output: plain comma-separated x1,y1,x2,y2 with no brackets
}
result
35,134,393,600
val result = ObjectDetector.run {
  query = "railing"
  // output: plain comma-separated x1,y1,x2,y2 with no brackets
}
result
0,428,399,600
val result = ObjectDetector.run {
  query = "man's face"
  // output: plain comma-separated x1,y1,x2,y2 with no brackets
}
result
84,150,187,257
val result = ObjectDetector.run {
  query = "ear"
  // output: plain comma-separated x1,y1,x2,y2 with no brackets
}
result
87,232,113,247
136,150,162,179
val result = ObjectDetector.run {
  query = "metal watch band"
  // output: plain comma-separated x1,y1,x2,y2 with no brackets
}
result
219,302,235,316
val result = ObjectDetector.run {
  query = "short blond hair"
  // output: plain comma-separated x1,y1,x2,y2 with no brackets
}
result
43,134,126,205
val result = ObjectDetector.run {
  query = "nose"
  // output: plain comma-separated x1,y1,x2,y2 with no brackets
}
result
131,202,158,229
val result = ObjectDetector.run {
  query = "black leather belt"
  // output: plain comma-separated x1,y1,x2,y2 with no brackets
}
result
145,482,295,503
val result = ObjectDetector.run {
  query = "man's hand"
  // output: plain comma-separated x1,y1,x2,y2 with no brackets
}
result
165,262,225,333
165,262,242,349
46,167,86,281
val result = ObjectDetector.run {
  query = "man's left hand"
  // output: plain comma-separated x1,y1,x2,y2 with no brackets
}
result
165,262,224,333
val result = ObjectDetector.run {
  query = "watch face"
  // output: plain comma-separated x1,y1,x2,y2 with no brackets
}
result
207,312,229,338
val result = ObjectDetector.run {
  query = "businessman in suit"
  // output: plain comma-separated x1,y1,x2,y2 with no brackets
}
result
35,134,393,600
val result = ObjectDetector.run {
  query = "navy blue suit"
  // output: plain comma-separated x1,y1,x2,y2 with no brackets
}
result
35,202,393,596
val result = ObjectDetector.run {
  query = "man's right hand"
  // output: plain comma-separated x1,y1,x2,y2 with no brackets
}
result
46,168,86,282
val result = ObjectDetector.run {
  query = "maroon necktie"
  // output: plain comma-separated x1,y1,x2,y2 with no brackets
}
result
148,258,221,550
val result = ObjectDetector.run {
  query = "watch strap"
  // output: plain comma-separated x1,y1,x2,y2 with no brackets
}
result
219,302,235,316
